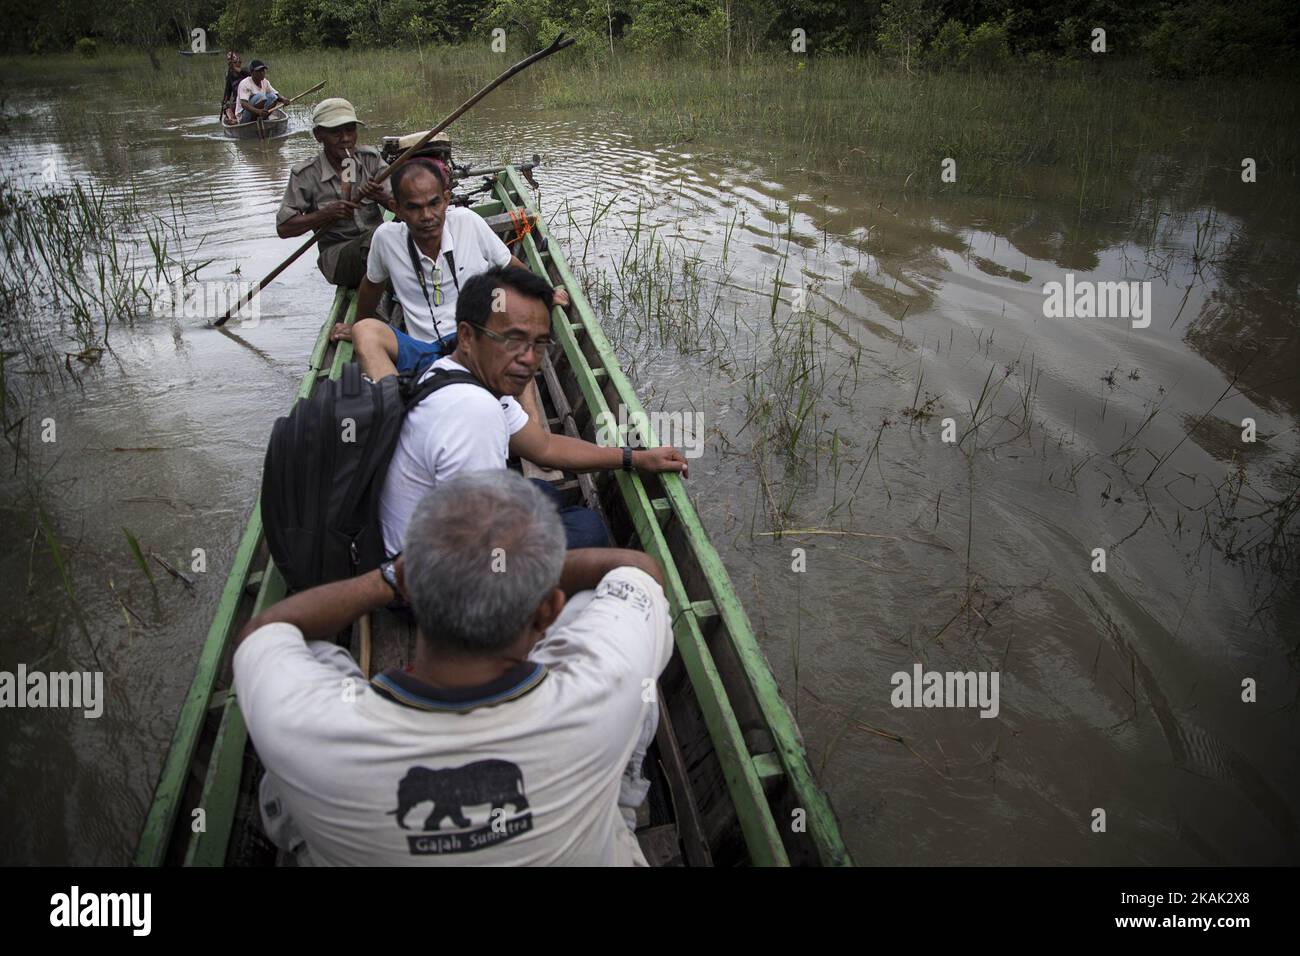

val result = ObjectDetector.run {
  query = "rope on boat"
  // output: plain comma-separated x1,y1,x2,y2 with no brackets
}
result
506,206,534,247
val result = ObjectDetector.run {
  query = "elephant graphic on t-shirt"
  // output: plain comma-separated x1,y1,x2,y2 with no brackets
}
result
388,760,529,831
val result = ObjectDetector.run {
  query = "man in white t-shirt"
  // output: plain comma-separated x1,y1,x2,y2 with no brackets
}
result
235,60,282,122
234,469,673,866
328,157,571,380
378,264,689,554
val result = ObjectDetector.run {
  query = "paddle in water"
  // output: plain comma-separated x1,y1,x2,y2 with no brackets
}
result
279,80,326,109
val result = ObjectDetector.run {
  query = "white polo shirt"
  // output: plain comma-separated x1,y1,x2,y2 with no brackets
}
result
366,208,512,343
378,356,529,556
233,566,673,866
235,75,277,111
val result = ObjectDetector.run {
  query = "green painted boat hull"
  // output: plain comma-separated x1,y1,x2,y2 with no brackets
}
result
134,168,850,867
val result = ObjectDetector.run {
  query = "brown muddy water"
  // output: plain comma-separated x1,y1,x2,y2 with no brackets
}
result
1,64,1297,866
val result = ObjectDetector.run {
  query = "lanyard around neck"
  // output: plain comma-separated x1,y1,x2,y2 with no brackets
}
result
406,230,459,338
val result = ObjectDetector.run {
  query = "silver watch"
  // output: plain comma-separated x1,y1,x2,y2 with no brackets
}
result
379,558,399,598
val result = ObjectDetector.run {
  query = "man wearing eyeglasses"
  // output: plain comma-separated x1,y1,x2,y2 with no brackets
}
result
332,157,571,380
379,265,688,554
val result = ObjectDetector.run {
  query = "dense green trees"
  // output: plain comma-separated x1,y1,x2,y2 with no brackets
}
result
1,0,1295,75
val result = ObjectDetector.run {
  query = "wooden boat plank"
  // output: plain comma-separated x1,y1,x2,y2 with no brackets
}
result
519,379,563,481
183,561,288,866
133,490,261,865
184,697,250,865
652,698,714,867
480,210,535,235
497,166,850,867
537,352,610,526
636,824,684,867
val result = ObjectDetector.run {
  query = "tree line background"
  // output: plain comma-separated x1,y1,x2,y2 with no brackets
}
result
1,0,1296,77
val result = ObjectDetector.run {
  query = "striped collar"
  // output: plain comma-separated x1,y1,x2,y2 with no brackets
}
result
370,661,547,714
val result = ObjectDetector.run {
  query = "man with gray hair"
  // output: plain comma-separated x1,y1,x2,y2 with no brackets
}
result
234,470,671,866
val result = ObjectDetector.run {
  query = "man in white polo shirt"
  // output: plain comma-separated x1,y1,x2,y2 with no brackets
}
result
234,470,672,866
378,264,688,554
329,156,570,380
236,60,283,122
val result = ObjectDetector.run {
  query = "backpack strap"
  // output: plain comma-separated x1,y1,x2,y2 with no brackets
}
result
341,358,363,397
399,367,489,411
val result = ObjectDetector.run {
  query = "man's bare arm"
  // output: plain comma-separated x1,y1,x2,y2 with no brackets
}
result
558,548,664,595
235,569,393,646
277,201,359,239
510,419,688,477
506,256,569,306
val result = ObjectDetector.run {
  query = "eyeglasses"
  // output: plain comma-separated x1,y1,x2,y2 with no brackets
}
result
473,324,552,356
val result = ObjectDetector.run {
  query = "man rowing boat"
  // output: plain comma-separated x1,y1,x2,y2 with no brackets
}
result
235,470,672,866
235,59,283,123
221,51,248,125
328,156,571,378
378,265,687,554
277,98,392,288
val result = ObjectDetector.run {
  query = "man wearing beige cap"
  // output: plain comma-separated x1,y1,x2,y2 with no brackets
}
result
277,98,394,288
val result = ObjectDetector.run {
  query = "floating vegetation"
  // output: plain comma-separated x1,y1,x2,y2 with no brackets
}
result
121,527,155,585
0,179,207,356
0,175,212,474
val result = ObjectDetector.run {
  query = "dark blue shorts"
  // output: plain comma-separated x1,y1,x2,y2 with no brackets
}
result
394,328,457,376
531,478,610,549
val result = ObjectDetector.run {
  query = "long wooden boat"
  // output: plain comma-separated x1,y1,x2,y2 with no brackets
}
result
134,166,851,867
221,108,289,140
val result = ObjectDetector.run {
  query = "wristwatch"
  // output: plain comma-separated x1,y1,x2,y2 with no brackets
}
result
379,558,400,599
621,447,634,472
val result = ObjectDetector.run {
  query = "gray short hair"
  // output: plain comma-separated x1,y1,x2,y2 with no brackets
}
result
402,470,566,655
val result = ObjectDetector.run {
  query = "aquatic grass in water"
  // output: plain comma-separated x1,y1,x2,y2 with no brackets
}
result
572,187,1300,606
538,54,1299,213
121,527,155,585
0,178,207,368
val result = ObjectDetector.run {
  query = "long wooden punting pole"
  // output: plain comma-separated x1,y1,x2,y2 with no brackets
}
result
257,81,324,139
280,80,326,108
212,34,575,327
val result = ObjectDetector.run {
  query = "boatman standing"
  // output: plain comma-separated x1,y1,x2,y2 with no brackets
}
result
277,98,393,288
221,51,248,125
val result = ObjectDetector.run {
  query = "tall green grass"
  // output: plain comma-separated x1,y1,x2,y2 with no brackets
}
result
539,53,1299,208
6,46,1295,210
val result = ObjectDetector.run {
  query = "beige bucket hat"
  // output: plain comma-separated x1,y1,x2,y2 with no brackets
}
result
311,98,365,129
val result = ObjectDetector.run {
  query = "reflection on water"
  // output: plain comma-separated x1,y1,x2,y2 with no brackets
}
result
1,67,1296,865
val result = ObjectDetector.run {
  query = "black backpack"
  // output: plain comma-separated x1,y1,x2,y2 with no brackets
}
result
261,362,487,592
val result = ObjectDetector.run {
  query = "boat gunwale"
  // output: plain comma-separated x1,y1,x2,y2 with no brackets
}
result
221,108,290,137
132,289,347,867
494,166,850,866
